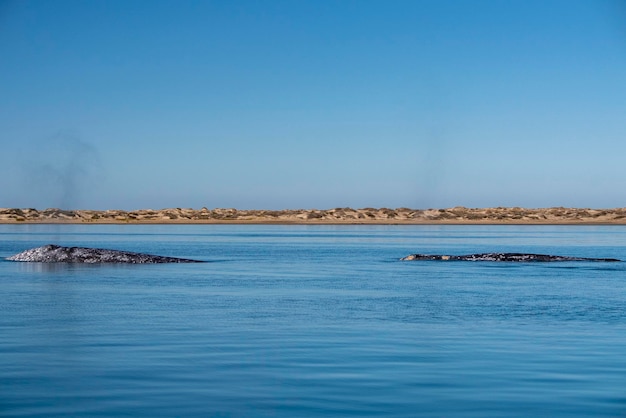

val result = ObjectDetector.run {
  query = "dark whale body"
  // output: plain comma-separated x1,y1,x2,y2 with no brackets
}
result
6,244,203,263
401,252,621,262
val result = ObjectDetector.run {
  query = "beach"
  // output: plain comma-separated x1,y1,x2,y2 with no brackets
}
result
2,206,626,224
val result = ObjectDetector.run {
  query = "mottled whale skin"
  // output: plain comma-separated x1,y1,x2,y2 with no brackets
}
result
6,244,203,264
401,253,621,262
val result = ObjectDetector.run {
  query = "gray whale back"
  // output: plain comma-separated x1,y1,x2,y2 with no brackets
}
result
401,252,621,262
6,244,203,263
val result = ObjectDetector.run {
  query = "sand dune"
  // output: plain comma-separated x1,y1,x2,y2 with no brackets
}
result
2,206,626,224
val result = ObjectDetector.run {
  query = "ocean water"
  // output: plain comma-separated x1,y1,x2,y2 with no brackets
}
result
1,224,626,417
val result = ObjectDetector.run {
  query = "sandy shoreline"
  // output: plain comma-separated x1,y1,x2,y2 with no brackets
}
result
2,207,626,225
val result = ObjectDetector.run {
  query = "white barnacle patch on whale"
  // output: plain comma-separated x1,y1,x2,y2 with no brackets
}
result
6,244,203,263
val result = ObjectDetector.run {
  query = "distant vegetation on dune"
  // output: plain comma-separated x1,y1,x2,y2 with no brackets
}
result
1,207,626,224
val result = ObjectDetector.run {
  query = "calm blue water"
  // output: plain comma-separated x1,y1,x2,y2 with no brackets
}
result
1,224,626,417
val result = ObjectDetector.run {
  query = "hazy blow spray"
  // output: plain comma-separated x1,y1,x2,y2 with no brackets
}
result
21,131,104,209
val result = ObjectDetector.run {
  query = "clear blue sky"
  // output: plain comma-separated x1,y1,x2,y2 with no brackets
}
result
1,0,625,210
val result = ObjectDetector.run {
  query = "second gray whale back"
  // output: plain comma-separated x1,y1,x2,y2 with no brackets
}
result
6,244,202,263
401,252,621,262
